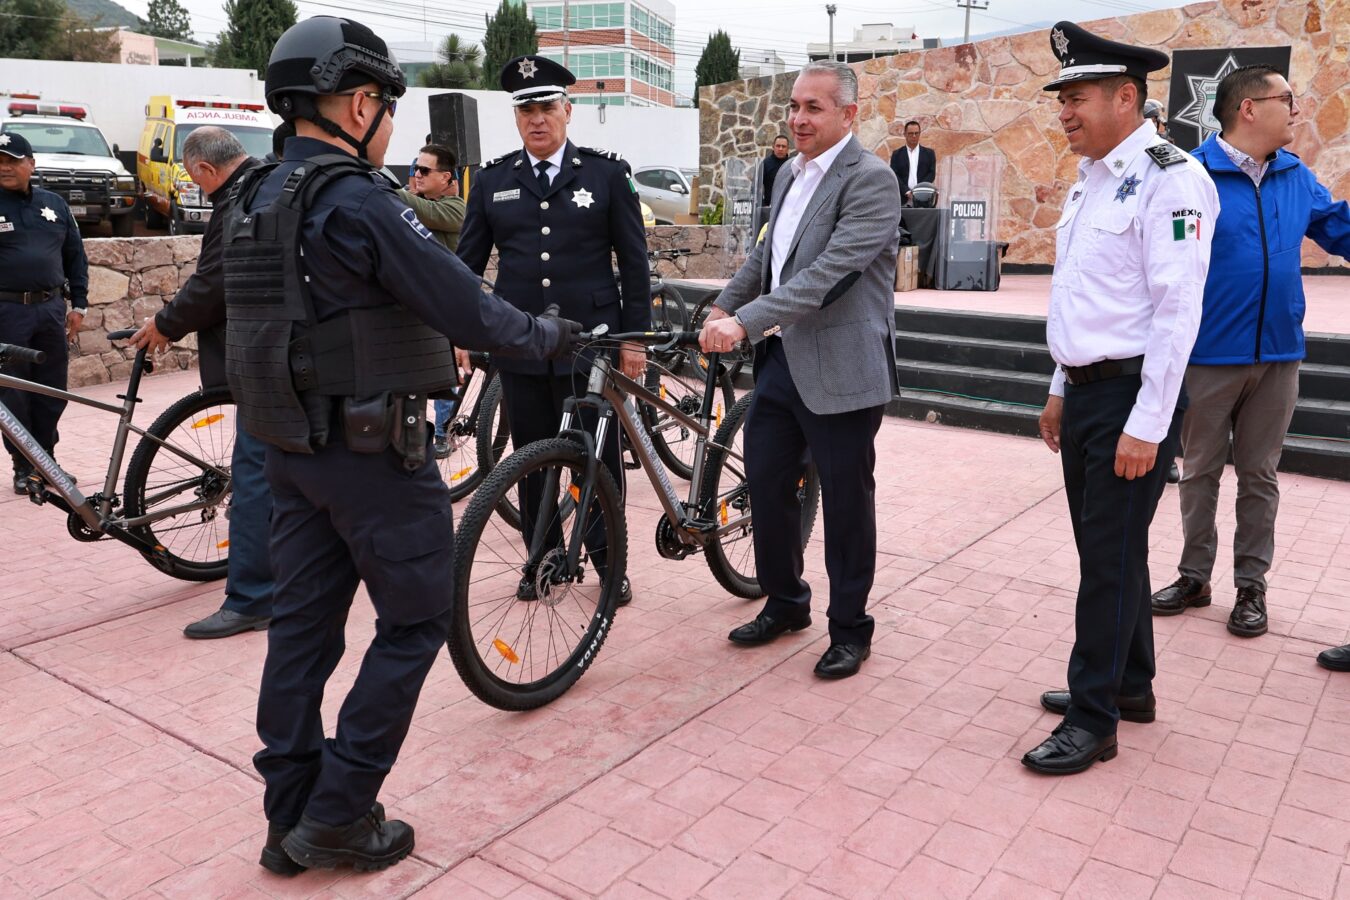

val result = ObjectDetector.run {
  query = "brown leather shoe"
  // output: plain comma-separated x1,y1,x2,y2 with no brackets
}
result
1151,576,1211,616
1227,587,1268,637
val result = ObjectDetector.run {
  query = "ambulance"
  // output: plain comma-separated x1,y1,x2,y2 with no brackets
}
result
138,96,275,234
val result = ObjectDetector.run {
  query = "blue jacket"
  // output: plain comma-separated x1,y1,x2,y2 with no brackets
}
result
1189,136,1350,365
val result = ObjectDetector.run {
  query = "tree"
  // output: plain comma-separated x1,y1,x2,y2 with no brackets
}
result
143,0,193,41
212,0,297,75
419,33,482,89
0,0,65,59
695,30,740,96
480,0,537,90
44,13,122,62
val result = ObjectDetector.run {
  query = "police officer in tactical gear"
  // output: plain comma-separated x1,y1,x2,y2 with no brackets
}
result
457,54,650,605
233,17,576,875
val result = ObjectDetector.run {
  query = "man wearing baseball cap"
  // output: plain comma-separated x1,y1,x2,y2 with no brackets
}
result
0,130,88,494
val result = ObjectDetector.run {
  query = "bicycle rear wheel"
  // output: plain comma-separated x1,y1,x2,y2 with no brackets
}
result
450,438,627,710
474,373,521,529
698,392,820,599
123,387,235,582
437,369,489,502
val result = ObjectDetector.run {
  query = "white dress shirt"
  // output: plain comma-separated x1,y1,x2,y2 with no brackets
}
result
1047,121,1220,442
906,145,921,190
770,132,853,290
526,144,568,185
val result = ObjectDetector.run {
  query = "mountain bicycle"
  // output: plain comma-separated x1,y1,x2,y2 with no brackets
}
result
447,327,820,710
0,330,234,581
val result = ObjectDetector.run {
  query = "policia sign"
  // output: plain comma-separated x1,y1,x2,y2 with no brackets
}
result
1166,46,1291,151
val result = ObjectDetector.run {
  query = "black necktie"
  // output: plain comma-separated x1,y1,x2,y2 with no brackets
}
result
535,160,550,195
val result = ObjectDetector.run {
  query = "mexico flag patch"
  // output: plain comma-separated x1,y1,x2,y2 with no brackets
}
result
1172,208,1203,241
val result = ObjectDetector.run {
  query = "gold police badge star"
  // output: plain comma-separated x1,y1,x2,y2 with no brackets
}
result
572,188,594,208
40,207,58,222
518,58,538,79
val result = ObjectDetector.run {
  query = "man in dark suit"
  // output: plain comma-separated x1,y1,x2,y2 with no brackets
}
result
700,60,901,680
457,54,650,605
888,120,936,206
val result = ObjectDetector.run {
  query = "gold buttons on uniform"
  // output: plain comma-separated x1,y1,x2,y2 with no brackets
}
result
542,278,552,287
541,252,550,261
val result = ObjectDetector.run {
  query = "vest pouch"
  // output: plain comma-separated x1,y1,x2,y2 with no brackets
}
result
390,393,429,472
342,393,394,453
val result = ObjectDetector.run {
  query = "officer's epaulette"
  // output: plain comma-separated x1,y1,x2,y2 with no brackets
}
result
480,151,516,170
1145,143,1188,169
579,146,624,163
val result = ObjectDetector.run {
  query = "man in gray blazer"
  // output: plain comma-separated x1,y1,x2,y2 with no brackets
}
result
700,60,901,679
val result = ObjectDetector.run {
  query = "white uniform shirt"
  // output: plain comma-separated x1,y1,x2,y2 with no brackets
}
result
1048,121,1220,443
526,144,568,185
770,132,852,290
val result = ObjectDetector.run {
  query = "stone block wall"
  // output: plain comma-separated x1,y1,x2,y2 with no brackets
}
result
698,0,1350,268
69,236,203,388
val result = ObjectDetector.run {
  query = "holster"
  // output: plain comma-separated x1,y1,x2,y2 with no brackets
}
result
391,393,428,472
342,393,394,453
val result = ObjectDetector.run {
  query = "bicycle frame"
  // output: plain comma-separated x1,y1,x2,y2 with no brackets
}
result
0,352,230,553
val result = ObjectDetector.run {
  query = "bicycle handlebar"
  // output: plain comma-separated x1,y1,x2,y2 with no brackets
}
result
0,343,46,365
585,326,749,354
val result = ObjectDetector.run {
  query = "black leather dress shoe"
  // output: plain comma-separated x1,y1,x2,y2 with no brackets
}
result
1022,723,1117,775
728,611,811,646
1040,689,1156,723
1167,461,1181,484
281,808,412,872
1151,576,1212,616
260,802,385,876
1228,587,1268,637
1317,644,1350,672
814,643,870,679
183,607,271,639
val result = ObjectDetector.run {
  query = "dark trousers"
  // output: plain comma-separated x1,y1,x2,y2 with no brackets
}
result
222,426,274,617
254,434,454,827
0,295,68,472
497,369,624,571
1061,375,1183,737
747,339,884,646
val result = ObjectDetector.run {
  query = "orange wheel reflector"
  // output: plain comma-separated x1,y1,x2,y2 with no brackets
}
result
716,405,723,427
493,639,520,664
217,539,229,549
720,500,728,524
569,484,581,502
191,414,225,429
659,385,667,400
449,467,473,481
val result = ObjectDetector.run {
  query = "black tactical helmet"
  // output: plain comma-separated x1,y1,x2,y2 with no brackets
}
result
265,16,406,120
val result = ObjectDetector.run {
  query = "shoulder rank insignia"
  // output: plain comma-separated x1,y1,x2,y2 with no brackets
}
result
480,152,512,170
580,146,623,162
1145,144,1188,169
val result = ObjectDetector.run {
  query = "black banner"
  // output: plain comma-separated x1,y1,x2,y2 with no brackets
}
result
1166,47,1291,151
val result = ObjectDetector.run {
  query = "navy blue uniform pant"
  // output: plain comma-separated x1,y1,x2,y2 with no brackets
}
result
498,369,624,572
1061,374,1183,737
254,434,454,827
222,426,273,617
0,295,68,473
746,338,884,646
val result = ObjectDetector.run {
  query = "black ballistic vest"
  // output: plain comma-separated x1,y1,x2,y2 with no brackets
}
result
222,155,457,454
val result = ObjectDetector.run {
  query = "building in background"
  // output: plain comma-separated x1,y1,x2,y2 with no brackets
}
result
739,50,786,81
807,23,939,63
526,0,676,107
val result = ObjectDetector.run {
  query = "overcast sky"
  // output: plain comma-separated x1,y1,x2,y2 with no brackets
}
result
122,0,1191,100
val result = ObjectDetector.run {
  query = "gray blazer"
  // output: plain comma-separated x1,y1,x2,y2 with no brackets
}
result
716,135,902,415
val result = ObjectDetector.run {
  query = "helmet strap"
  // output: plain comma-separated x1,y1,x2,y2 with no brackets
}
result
309,102,388,162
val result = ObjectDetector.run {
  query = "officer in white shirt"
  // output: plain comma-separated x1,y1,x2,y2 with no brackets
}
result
1023,21,1220,776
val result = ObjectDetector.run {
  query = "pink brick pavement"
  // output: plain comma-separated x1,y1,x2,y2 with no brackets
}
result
1,364,1348,898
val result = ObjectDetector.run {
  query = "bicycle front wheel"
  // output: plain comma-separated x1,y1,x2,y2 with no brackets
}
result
698,392,820,599
123,387,236,582
450,438,628,710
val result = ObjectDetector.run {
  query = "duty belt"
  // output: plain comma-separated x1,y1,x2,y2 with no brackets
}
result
1061,355,1144,386
0,287,62,305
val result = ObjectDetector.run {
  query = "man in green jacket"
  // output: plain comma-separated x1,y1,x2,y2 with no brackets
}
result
399,144,464,251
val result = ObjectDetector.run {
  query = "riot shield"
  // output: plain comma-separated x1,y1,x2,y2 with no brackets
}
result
936,154,1005,291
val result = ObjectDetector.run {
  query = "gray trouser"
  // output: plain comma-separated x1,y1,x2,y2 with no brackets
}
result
1177,361,1300,592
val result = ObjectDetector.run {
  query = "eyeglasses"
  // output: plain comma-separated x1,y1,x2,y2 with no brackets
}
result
335,90,398,116
1248,92,1296,110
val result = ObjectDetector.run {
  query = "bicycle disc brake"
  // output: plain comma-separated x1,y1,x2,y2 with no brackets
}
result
535,547,583,608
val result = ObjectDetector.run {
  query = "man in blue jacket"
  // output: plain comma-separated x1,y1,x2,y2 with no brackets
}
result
1151,65,1350,639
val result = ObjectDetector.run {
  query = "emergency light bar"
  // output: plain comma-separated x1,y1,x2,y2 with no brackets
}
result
175,98,267,112
6,99,90,120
